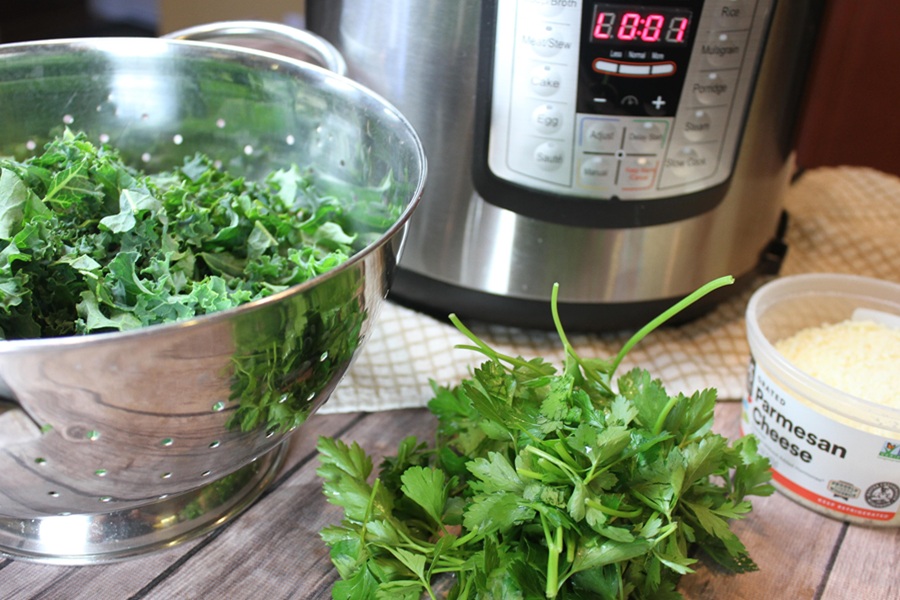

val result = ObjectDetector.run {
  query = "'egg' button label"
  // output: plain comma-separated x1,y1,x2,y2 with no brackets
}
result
532,104,563,135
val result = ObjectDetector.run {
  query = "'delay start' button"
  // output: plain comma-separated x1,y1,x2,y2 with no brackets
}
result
624,120,668,153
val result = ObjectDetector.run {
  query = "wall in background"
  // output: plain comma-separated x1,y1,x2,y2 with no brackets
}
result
0,0,94,42
795,1,900,178
158,0,305,33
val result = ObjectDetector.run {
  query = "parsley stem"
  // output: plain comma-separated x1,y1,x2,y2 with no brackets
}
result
617,563,625,600
449,318,545,374
652,395,681,437
541,513,564,599
452,529,481,548
525,445,579,483
518,467,545,481
631,489,664,513
550,283,613,393
610,276,734,377
586,498,643,519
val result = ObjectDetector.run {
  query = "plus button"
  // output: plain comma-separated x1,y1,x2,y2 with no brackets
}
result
651,95,666,111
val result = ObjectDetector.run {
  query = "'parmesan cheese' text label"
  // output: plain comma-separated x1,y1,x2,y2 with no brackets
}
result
742,362,900,523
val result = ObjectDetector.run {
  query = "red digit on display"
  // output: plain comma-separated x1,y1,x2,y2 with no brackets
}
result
593,11,616,40
618,12,640,40
667,16,690,43
642,14,664,42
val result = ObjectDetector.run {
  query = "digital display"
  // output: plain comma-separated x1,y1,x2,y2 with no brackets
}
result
590,4,693,45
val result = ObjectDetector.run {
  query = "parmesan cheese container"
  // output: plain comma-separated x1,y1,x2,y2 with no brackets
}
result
743,273,900,526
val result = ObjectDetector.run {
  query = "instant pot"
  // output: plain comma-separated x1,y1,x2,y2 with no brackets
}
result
307,0,823,330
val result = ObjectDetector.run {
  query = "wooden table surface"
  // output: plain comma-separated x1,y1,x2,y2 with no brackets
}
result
2,402,898,600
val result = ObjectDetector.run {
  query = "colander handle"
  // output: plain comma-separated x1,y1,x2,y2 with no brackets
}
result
163,20,348,76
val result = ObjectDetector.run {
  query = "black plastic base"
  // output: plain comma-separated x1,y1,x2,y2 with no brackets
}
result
389,268,760,333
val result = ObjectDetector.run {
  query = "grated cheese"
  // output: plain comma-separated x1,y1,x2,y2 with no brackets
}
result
775,319,900,408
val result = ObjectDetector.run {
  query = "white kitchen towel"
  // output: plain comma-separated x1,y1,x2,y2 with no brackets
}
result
323,166,900,413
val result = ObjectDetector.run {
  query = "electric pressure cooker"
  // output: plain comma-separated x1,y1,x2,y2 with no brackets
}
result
307,0,823,330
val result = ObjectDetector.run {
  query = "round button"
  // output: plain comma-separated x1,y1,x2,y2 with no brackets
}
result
532,104,563,134
704,31,746,69
693,72,730,105
665,145,715,179
620,156,659,190
581,119,618,152
579,156,615,188
625,121,666,153
534,141,565,171
529,65,562,97
683,109,714,142
527,23,568,58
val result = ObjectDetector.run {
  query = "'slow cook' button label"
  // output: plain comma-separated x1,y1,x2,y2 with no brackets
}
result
664,145,717,180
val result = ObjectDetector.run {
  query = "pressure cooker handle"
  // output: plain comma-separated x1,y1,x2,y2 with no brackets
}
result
163,20,347,76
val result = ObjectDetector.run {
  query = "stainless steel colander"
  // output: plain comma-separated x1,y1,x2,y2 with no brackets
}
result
0,22,426,564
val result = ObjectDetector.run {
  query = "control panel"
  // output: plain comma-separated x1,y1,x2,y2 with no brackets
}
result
478,0,776,220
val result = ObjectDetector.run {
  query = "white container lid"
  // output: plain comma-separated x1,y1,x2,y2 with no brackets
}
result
746,273,900,432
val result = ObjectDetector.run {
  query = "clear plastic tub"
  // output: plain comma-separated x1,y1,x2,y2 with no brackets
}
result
742,273,900,526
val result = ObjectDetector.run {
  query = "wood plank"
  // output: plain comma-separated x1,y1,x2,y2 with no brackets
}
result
138,408,436,599
678,403,845,599
0,411,360,600
4,402,896,599
821,525,900,600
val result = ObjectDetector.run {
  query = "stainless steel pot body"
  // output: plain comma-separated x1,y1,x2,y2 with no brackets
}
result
0,28,425,562
307,0,821,330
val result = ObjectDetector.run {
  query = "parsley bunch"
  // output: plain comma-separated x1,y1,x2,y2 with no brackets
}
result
317,278,774,599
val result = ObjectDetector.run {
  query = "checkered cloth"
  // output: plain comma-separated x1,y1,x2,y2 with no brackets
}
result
323,167,900,413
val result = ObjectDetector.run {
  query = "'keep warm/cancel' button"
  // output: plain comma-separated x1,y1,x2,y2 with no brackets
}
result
620,157,660,191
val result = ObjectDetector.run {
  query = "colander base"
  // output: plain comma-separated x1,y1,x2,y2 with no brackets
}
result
0,441,287,565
